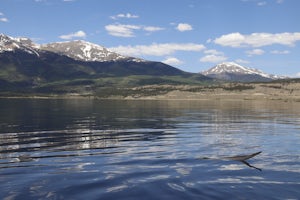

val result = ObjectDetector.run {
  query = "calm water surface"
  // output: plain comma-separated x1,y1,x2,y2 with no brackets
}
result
0,99,299,200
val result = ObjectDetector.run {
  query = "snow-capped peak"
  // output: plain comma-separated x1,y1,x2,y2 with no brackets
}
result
201,62,287,82
0,34,40,55
1,33,146,63
40,40,143,62
202,62,278,79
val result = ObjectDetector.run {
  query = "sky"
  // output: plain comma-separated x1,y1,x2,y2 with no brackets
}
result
1,0,300,76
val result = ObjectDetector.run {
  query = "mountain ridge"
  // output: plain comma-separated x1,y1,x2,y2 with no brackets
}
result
0,34,144,63
40,40,145,63
0,33,210,94
0,34,40,56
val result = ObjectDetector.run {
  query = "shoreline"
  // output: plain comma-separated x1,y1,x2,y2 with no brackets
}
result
1,82,299,102
1,92,299,102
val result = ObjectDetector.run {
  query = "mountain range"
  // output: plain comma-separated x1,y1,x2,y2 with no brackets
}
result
0,33,209,94
0,33,141,62
0,33,286,95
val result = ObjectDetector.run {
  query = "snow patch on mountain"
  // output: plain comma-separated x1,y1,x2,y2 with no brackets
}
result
41,40,144,62
202,62,282,80
0,34,40,56
0,33,145,63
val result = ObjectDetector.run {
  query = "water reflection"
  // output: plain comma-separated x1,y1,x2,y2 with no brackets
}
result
0,99,299,199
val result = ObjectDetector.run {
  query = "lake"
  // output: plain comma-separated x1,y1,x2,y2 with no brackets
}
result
0,99,299,200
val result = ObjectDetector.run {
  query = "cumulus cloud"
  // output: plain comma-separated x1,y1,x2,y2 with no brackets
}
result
200,49,227,63
214,32,300,47
204,49,224,55
105,24,164,37
110,13,139,20
295,72,300,77
105,24,140,37
59,30,86,40
109,43,205,57
162,57,183,66
270,50,290,54
0,12,8,22
0,17,8,22
176,23,193,32
200,55,227,63
246,48,265,56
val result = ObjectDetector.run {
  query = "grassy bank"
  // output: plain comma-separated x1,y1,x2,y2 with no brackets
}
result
1,81,300,102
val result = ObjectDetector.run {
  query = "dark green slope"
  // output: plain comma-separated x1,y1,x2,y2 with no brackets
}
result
0,50,211,95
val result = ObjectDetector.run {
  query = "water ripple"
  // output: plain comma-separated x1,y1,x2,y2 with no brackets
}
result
0,99,300,199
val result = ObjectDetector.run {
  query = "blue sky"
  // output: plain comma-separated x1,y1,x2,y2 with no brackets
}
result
1,0,300,76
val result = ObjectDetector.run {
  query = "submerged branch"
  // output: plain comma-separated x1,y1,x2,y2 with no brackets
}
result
198,151,262,171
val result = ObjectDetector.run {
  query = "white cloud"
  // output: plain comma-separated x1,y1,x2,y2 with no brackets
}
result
63,0,75,2
214,32,246,47
59,30,86,40
162,57,183,66
105,24,164,37
295,72,300,77
257,1,267,6
176,23,193,32
105,24,140,37
0,12,8,22
200,55,227,63
270,50,290,54
246,48,265,56
242,0,283,3
0,18,8,22
204,49,224,55
109,43,205,57
201,49,227,63
143,26,165,32
110,13,139,20
235,59,250,64
242,0,279,5
214,32,300,47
